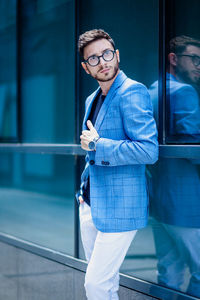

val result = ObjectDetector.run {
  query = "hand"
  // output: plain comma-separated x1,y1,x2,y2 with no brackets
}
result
80,120,99,151
79,195,84,204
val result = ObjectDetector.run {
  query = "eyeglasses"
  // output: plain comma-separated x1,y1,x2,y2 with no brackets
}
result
177,54,200,67
84,49,116,67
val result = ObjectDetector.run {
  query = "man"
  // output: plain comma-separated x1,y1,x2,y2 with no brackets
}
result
77,29,158,300
149,36,200,298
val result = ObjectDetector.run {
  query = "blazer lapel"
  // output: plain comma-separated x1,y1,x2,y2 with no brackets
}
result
82,87,101,130
95,71,127,131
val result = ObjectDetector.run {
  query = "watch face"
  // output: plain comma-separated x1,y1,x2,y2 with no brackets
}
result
88,141,95,150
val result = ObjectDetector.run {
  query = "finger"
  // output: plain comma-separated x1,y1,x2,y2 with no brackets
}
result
81,141,89,150
81,139,88,146
82,130,90,135
79,195,84,203
80,134,89,139
80,136,90,143
87,120,94,130
87,120,98,136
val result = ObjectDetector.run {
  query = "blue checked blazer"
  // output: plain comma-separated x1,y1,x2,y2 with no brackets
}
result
80,71,158,232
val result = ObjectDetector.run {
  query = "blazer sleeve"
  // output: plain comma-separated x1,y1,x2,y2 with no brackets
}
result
94,84,158,166
172,86,200,135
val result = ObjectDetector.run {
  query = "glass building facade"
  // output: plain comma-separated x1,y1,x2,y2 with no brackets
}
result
0,1,200,299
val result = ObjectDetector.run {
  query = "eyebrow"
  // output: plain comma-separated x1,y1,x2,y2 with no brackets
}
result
87,48,113,59
183,52,200,57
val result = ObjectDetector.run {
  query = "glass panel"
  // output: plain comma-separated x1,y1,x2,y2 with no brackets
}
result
0,153,75,256
0,1,17,141
165,0,200,143
148,2,200,298
148,158,200,298
21,0,75,143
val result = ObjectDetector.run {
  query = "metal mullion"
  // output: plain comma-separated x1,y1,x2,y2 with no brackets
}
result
0,143,200,158
0,143,85,155
16,0,22,143
158,0,166,145
159,144,200,158
74,0,81,259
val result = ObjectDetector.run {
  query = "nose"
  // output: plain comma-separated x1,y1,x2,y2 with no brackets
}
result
98,56,106,67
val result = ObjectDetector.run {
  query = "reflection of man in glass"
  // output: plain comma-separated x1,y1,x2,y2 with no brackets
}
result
149,36,200,298
170,36,200,85
166,36,200,141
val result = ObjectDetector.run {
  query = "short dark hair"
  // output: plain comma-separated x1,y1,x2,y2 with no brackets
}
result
78,29,115,58
169,35,200,54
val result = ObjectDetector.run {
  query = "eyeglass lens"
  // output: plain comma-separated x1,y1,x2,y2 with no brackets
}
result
87,50,115,66
192,56,200,66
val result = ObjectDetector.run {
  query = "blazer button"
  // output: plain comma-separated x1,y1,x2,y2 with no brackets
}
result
89,160,95,165
101,161,110,165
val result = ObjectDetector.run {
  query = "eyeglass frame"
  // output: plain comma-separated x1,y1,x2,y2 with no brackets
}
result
83,49,117,67
176,54,200,67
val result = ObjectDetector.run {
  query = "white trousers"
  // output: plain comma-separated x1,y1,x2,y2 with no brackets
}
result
79,202,137,300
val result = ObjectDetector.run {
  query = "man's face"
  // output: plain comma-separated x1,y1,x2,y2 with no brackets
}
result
82,38,120,82
176,45,200,85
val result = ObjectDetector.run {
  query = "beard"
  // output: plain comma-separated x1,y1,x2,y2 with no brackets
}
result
95,64,119,82
177,68,200,86
193,73,200,85
177,69,200,97
87,61,119,83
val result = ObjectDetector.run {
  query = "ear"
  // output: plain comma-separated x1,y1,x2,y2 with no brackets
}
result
168,52,178,67
116,49,120,63
81,62,90,74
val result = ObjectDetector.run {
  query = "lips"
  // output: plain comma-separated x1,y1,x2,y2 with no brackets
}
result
193,71,200,78
100,67,110,73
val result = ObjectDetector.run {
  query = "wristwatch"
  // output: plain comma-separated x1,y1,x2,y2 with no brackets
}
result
88,136,99,151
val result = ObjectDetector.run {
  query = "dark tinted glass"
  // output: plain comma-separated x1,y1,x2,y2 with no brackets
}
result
0,1,17,141
148,2,200,298
0,152,75,255
20,0,75,143
148,157,200,298
165,0,200,144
